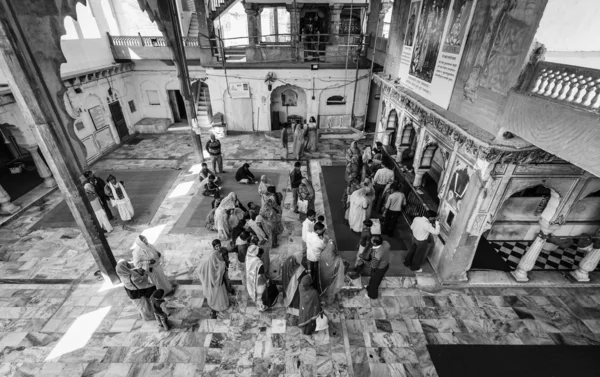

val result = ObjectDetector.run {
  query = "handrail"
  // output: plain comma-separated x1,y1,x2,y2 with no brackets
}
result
525,61,600,113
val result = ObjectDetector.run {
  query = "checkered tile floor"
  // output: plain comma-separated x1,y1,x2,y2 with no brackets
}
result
491,240,600,271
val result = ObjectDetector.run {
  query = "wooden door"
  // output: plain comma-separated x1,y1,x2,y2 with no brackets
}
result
108,101,129,139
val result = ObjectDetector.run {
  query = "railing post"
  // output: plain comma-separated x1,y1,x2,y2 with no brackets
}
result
138,32,145,46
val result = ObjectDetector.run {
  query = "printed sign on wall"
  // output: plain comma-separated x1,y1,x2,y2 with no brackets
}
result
229,82,250,99
398,0,477,109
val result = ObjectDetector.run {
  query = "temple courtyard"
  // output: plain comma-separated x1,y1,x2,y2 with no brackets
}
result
1,133,600,377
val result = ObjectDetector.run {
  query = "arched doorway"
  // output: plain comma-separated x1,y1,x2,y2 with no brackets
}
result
387,110,398,149
270,84,307,130
472,184,557,271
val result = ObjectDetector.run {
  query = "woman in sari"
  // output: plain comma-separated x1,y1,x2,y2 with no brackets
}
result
260,188,283,248
348,187,371,232
319,240,345,304
292,122,307,160
362,179,376,221
116,260,156,321
246,243,268,311
206,208,217,231
345,141,362,183
247,213,269,244
133,235,176,296
197,246,230,318
258,175,274,206
215,193,237,241
343,178,361,222
298,275,322,335
228,207,246,229
306,116,319,152
282,254,307,311
298,178,315,212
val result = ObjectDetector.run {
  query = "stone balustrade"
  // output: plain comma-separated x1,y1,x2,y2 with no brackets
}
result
528,61,600,112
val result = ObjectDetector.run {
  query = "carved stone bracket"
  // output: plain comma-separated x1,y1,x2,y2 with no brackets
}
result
374,73,556,165
63,63,135,88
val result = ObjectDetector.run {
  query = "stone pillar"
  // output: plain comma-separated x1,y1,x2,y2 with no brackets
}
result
24,144,57,188
244,3,259,46
0,184,20,214
396,146,409,162
570,241,600,282
413,169,427,188
511,190,562,282
330,4,344,44
435,161,494,282
139,0,205,162
0,4,119,283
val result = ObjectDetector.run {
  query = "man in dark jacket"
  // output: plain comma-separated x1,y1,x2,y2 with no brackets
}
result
290,161,303,213
235,163,256,184
206,134,224,173
83,170,113,220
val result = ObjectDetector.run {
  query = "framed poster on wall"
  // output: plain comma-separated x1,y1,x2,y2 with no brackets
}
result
397,0,477,109
88,105,107,130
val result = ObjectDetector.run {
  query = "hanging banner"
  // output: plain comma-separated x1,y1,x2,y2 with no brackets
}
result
229,82,250,99
398,0,477,109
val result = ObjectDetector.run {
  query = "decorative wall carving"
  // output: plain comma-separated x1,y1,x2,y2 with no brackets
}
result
374,73,555,165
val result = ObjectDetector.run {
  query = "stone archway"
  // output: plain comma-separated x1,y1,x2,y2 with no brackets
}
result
270,84,307,130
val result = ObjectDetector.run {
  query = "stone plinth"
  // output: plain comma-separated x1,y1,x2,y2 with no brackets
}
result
133,118,171,134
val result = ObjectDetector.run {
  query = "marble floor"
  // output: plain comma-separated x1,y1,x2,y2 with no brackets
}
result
1,133,600,376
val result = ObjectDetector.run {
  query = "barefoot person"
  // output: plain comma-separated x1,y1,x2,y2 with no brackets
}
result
133,235,177,296
197,242,230,318
235,163,256,184
365,235,390,300
104,174,134,221
404,210,440,272
84,170,113,220
84,183,113,233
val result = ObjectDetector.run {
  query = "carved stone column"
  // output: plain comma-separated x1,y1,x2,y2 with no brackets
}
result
24,144,56,188
396,146,409,162
244,3,259,46
511,191,563,282
0,184,20,215
329,4,344,44
570,241,600,282
413,169,427,188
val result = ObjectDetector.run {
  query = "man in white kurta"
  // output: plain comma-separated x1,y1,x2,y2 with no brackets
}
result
104,174,134,221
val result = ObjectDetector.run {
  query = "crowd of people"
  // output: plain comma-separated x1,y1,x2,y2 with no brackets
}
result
111,136,442,334
281,117,319,160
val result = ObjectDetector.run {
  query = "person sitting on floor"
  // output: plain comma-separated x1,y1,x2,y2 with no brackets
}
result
199,162,221,184
200,174,221,196
235,163,256,184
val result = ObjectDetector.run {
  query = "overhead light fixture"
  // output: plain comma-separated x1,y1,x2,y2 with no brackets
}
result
311,64,319,71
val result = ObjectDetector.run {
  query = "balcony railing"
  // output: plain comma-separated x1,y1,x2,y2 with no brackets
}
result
525,61,600,113
107,33,368,64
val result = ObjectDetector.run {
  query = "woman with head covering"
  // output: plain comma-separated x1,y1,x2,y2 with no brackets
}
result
196,242,230,318
281,253,307,312
258,175,274,206
215,193,237,241
298,178,315,212
343,178,361,223
116,260,156,321
133,235,176,296
259,188,283,248
292,122,307,160
228,207,246,229
206,208,217,231
104,174,134,221
318,240,345,304
306,116,319,152
348,187,371,233
84,183,113,233
362,179,376,220
345,141,362,183
298,274,322,335
245,242,267,311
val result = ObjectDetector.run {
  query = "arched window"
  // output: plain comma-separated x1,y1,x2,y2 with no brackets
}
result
399,122,414,146
420,144,438,168
386,110,398,130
